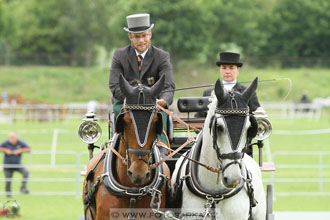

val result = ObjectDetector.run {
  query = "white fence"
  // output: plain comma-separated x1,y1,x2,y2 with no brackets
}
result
0,151,88,197
265,151,330,197
0,102,111,122
0,101,327,123
1,150,330,198
262,102,324,120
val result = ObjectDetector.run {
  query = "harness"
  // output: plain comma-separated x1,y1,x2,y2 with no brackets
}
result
83,151,107,220
172,93,258,220
102,137,166,199
83,134,168,220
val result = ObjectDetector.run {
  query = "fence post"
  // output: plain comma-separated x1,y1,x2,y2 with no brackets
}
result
51,129,59,167
76,153,82,199
319,153,323,193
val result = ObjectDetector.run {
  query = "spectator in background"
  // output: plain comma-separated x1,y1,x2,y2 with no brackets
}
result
0,131,31,197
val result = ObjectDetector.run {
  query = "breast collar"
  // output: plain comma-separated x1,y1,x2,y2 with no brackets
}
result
102,134,166,198
183,133,247,202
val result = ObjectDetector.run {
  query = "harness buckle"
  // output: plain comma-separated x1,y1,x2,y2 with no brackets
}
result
202,196,216,220
150,188,162,210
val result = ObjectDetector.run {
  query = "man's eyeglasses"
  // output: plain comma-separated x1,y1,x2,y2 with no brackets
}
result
131,33,150,40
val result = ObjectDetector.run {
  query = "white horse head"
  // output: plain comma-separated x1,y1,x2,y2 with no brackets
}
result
202,77,258,188
171,78,265,220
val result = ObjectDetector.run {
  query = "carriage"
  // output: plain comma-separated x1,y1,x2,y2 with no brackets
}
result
78,77,275,220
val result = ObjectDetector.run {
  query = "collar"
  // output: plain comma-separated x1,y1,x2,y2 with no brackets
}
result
135,48,149,59
222,80,237,91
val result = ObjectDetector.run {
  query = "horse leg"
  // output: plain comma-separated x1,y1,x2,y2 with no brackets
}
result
161,162,171,208
243,155,266,220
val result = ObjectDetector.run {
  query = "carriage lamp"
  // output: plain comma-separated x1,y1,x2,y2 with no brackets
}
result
253,107,272,141
78,112,102,144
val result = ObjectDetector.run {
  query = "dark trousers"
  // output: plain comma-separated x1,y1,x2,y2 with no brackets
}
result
4,167,29,194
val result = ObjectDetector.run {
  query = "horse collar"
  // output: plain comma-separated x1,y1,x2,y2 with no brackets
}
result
183,134,246,202
102,139,166,198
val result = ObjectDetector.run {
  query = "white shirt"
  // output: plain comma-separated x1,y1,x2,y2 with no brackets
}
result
223,80,237,91
135,48,149,66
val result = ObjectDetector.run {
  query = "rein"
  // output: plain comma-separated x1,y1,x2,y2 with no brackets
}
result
107,104,202,170
106,104,231,174
151,105,221,173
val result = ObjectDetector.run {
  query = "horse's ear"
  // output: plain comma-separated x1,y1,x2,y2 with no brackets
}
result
242,77,258,102
115,113,125,133
247,116,258,139
214,78,228,105
156,113,163,135
119,74,134,98
150,75,165,98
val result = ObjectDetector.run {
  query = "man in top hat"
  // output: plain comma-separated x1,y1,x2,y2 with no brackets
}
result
109,13,175,153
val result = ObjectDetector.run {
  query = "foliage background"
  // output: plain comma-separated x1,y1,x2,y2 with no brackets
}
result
0,0,330,218
1,0,330,67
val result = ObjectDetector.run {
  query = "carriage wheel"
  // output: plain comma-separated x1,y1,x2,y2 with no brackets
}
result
266,184,275,220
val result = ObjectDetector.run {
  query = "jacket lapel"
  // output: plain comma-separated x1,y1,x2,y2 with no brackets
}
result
140,47,154,79
128,46,140,78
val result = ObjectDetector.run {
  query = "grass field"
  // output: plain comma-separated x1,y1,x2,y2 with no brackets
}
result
1,65,330,104
0,110,329,219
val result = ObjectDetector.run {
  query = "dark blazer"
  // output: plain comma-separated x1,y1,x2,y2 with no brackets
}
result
195,82,261,117
109,45,175,106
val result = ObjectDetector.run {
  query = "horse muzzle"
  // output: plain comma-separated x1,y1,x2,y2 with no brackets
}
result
127,167,151,185
222,176,242,188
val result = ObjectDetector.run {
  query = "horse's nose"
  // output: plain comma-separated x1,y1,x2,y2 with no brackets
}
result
223,176,241,188
127,169,134,179
127,168,151,185
223,176,230,187
145,171,151,180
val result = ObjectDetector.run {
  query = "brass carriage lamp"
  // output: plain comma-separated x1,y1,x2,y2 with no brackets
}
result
78,112,102,144
253,108,272,141
78,112,102,159
253,107,273,167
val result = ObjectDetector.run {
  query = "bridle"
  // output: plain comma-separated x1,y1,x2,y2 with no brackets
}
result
120,134,154,168
120,102,159,170
209,103,250,175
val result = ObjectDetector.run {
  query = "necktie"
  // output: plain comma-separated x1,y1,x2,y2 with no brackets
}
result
137,55,143,72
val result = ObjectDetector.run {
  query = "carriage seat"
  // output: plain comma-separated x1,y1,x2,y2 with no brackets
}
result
177,97,211,113
167,97,211,150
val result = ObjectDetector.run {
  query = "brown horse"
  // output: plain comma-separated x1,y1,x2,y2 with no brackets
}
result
83,75,170,220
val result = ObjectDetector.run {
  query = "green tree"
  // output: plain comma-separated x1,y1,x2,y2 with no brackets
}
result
110,0,211,65
59,0,114,66
2,0,115,66
261,0,330,57
199,0,270,61
0,0,17,65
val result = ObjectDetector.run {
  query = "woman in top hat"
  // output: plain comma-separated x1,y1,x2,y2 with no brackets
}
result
109,13,175,153
195,52,265,157
195,52,261,116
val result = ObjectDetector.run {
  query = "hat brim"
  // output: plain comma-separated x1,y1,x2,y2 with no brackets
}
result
216,61,243,67
123,24,154,33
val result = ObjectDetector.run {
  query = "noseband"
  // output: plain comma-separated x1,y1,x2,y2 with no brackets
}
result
121,135,154,168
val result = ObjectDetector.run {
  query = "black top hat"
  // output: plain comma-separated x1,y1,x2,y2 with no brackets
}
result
216,52,243,67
